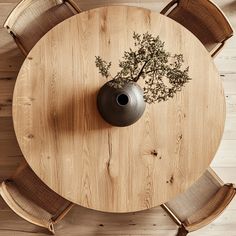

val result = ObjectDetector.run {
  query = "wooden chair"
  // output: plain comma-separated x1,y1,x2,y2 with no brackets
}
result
4,0,82,56
0,161,74,234
161,168,236,236
160,0,233,57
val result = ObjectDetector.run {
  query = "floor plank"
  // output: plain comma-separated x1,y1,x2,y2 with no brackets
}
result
0,206,178,236
73,0,167,11
0,117,23,181
0,77,15,117
213,140,236,167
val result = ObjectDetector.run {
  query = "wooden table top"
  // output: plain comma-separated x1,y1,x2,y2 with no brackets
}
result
13,6,226,213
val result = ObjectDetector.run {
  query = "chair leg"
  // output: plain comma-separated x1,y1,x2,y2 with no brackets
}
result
10,31,27,57
211,33,234,58
51,203,74,224
11,160,28,180
161,204,182,226
211,42,225,58
48,221,55,235
160,0,179,15
177,225,189,236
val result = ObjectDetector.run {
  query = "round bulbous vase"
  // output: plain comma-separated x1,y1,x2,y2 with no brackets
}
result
97,81,146,127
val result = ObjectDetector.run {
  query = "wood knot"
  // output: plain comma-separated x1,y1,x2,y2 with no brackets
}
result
24,102,31,106
177,134,183,143
151,150,158,156
166,175,174,184
27,134,34,139
106,160,110,169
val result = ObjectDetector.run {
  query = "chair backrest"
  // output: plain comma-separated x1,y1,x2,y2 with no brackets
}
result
4,0,79,55
0,161,73,233
162,0,233,56
183,183,235,231
74,0,143,11
11,161,72,217
0,181,55,233
162,168,236,234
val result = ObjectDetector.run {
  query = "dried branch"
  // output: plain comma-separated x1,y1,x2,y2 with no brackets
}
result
95,32,191,104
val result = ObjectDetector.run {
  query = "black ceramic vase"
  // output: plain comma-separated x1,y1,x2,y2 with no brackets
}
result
97,81,146,127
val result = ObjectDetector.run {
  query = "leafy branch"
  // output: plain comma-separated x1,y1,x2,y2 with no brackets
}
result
95,32,191,104
95,56,111,78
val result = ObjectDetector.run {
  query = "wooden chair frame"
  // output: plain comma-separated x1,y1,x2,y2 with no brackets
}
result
4,0,81,57
160,0,234,57
161,168,236,236
160,0,178,15
0,180,74,234
0,160,75,234
0,181,49,233
64,0,82,13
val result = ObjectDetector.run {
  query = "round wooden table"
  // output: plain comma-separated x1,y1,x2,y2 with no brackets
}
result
13,6,226,213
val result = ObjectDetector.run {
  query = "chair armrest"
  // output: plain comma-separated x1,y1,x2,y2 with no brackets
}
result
64,0,82,12
160,0,179,15
211,33,233,58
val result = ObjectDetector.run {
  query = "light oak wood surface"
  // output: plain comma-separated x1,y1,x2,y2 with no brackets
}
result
12,6,226,213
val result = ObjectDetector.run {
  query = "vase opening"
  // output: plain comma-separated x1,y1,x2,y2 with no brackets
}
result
97,81,146,127
116,93,129,106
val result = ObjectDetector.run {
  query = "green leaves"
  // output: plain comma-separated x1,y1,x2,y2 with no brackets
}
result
95,32,191,104
95,56,111,78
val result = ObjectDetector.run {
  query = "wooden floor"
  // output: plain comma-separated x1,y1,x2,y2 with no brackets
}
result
0,0,235,235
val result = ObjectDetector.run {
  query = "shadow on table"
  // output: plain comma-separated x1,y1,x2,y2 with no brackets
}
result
47,88,113,136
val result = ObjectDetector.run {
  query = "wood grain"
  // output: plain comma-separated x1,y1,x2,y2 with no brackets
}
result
72,0,168,11
0,205,178,235
13,6,226,213
0,117,23,181
0,77,15,117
